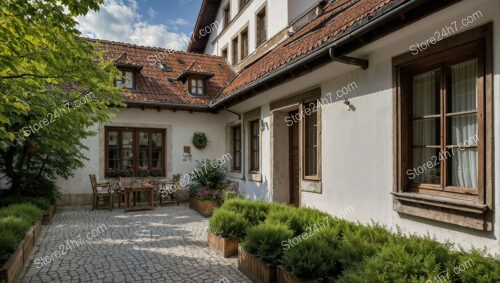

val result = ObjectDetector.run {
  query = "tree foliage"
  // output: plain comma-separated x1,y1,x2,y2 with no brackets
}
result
0,0,124,194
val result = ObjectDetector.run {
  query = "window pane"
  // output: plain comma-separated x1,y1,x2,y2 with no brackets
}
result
413,118,440,146
115,79,123,87
411,148,441,185
122,132,134,170
447,148,478,188
125,72,134,89
138,132,149,169
413,70,439,117
305,104,318,176
448,59,477,113
447,114,478,145
108,131,119,169
152,133,162,169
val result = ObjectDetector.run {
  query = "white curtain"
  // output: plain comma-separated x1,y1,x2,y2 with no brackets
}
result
412,71,438,184
449,59,478,188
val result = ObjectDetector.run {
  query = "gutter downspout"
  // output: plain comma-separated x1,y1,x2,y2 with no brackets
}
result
211,0,420,107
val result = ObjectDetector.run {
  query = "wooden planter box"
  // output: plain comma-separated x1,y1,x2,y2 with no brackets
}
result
277,265,316,283
0,219,42,283
189,198,221,217
42,204,57,225
207,231,240,257
238,246,277,283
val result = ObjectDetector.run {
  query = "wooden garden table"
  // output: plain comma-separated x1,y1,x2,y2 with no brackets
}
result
122,185,155,212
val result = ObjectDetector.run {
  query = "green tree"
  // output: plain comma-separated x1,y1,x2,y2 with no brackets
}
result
0,0,124,198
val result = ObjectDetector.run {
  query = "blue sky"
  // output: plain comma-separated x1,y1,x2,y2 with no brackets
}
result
77,0,203,50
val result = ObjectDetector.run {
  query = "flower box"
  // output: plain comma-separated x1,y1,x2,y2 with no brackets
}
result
238,245,277,283
42,204,57,225
189,198,221,217
0,219,42,283
207,231,240,257
277,265,316,283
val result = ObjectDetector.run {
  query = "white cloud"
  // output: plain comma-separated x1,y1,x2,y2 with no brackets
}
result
168,18,189,27
77,0,190,50
147,7,157,19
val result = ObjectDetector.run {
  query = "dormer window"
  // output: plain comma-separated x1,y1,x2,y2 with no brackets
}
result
115,70,135,89
189,78,205,96
176,60,214,97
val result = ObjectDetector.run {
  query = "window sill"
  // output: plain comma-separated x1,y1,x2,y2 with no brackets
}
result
228,171,242,179
247,171,262,182
392,192,492,231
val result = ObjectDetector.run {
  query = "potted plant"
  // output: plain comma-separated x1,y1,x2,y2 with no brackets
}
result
239,223,293,283
188,159,226,217
208,209,248,257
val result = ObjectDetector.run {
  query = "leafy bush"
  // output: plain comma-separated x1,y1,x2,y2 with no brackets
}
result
193,189,223,201
190,159,227,190
21,176,61,204
266,205,332,236
209,208,248,239
221,199,270,226
282,236,338,281
0,203,44,224
0,196,51,210
223,191,240,201
0,216,32,264
450,250,500,283
242,223,293,265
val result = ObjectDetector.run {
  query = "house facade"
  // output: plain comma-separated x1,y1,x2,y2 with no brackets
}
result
62,0,499,254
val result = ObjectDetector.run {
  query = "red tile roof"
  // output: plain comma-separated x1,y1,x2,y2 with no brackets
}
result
92,0,411,109
214,0,392,102
177,60,215,81
88,38,234,106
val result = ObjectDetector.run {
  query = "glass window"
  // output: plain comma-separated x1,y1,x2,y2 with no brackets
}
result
304,102,318,177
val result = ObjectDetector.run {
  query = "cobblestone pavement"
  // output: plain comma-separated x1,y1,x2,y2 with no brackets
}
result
22,204,251,283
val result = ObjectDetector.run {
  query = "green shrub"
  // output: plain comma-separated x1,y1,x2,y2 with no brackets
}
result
242,223,293,265
0,230,20,264
21,176,61,204
222,191,240,201
450,250,500,282
209,208,248,239
346,235,454,282
0,196,51,210
0,203,44,224
282,236,338,281
0,216,32,264
221,199,271,226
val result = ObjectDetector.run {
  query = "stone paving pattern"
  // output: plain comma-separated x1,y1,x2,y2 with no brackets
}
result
22,204,251,283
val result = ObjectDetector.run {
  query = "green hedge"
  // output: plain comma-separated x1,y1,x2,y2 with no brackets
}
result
0,196,52,210
0,203,44,265
209,208,248,239
215,200,500,282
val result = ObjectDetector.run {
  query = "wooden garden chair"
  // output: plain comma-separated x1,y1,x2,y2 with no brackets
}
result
117,177,134,208
89,174,113,211
159,174,181,206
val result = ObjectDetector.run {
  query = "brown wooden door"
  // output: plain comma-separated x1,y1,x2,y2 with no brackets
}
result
289,111,300,206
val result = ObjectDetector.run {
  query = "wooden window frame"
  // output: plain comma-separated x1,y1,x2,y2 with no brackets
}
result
221,46,228,60
232,36,239,64
239,0,251,12
223,3,231,30
392,23,493,231
231,125,242,171
188,77,206,96
240,28,249,59
114,69,136,90
256,6,267,47
249,120,260,173
104,127,166,177
303,100,320,181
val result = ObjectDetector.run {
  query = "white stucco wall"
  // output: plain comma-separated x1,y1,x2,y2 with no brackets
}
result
233,0,500,252
204,0,289,57
57,108,234,195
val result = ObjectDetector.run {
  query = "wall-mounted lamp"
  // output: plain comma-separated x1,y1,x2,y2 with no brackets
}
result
260,120,269,131
344,99,356,111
